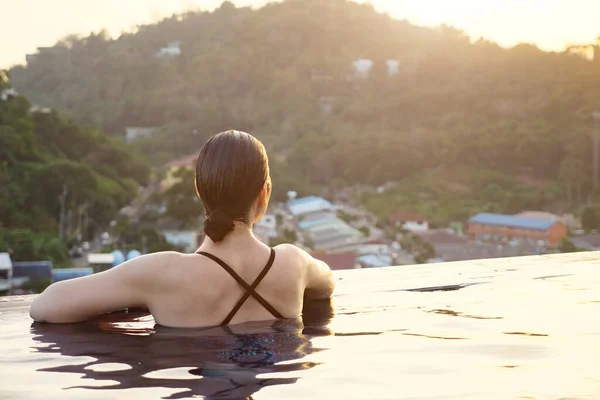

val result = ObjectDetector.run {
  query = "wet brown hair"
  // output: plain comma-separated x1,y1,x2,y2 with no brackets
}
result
195,130,269,242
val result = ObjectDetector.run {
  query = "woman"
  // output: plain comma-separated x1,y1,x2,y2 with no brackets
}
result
30,130,335,328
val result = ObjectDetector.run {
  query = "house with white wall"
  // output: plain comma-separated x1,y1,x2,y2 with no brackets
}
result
158,219,201,253
1,88,17,101
351,59,374,79
386,59,399,76
156,42,182,58
351,59,399,79
389,211,429,232
125,127,156,143
253,214,278,242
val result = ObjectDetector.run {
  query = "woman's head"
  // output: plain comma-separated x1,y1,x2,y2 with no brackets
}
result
195,130,271,242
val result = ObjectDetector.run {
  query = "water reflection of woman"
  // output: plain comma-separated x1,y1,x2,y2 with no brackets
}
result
31,299,334,400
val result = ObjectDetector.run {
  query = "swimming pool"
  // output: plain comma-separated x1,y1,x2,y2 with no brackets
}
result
1,253,599,399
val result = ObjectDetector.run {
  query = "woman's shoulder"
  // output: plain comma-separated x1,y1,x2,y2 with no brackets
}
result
273,243,302,255
123,251,197,278
272,244,311,266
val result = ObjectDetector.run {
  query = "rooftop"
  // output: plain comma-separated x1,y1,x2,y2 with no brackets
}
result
469,212,558,231
417,229,467,245
305,219,362,246
1,252,599,399
390,211,428,223
287,196,334,216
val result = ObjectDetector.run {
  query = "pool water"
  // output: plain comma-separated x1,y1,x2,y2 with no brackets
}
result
1,253,599,399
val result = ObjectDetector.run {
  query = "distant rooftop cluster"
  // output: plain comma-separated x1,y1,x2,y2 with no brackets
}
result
287,196,366,252
351,59,399,79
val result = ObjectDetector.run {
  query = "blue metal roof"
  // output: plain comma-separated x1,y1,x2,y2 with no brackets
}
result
469,213,557,231
12,261,53,280
287,196,334,216
53,268,94,282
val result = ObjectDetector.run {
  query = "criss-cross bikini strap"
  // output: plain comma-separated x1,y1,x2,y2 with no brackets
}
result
197,249,283,325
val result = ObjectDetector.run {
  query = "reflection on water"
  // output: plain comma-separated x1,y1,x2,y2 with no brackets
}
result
3,257,600,399
30,299,334,400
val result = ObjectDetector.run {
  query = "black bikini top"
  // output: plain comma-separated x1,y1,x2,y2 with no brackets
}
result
196,248,284,325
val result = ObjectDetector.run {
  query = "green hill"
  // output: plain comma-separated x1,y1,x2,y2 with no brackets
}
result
8,0,600,220
0,71,150,263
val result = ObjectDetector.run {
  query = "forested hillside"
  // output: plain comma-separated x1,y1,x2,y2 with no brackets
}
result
0,71,149,263
9,0,600,221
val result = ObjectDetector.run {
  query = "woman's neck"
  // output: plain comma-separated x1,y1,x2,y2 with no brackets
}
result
201,222,261,250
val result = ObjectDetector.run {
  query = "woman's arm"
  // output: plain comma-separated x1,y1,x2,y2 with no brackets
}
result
29,252,177,323
304,254,335,299
276,244,335,299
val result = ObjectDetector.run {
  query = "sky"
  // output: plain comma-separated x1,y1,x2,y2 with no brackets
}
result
1,0,600,68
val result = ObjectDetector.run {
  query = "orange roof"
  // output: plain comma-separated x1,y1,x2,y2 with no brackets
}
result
165,154,197,168
389,211,428,224
312,252,356,271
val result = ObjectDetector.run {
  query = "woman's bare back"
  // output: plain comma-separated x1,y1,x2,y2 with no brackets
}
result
148,244,306,328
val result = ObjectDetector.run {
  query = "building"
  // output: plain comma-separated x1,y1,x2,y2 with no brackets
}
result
416,229,467,262
358,254,393,268
312,252,357,270
386,59,399,76
1,88,17,102
468,213,567,245
300,216,364,251
389,212,429,232
158,219,201,253
156,42,182,58
88,253,114,272
287,196,335,219
318,96,336,115
289,196,366,251
351,59,398,79
125,127,156,143
11,261,52,289
353,243,390,256
515,211,581,230
161,154,197,190
569,233,600,251
351,59,374,79
29,105,52,113
0,253,12,293
253,214,278,243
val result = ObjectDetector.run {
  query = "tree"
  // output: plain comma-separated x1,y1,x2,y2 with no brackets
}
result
358,226,370,237
558,238,580,253
275,213,283,227
0,70,8,90
337,210,358,224
0,87,149,257
161,167,203,228
582,206,598,232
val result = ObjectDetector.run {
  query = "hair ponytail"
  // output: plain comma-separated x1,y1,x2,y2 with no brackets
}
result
203,210,235,242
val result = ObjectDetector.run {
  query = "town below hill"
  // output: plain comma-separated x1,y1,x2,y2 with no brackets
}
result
4,156,600,295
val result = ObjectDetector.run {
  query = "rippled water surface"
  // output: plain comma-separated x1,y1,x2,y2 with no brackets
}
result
1,253,600,399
